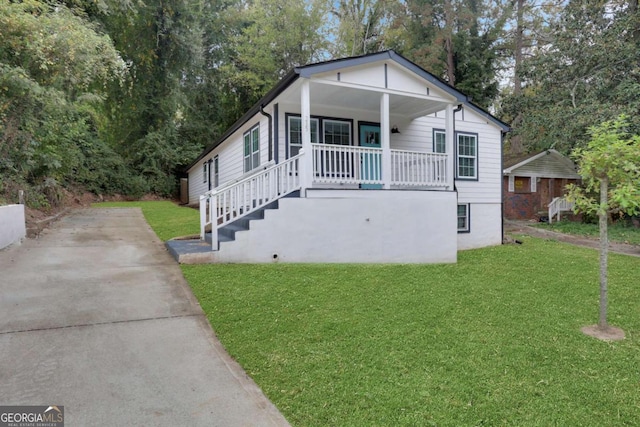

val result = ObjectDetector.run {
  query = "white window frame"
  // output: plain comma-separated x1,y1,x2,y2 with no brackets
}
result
433,129,446,153
457,204,470,233
287,115,319,157
456,132,478,180
244,124,260,172
202,162,207,183
213,155,219,188
322,119,352,146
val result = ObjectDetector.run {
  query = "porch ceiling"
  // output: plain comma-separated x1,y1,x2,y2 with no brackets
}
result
280,80,450,119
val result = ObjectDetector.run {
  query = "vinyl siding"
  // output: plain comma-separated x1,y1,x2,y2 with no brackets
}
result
187,113,271,205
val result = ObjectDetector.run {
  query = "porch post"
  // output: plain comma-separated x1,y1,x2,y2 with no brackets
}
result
300,79,312,196
380,92,391,189
445,103,455,191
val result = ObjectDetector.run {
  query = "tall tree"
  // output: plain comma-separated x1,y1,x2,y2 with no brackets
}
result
567,116,640,339
515,0,640,153
219,0,329,121
330,0,390,57
498,0,561,153
99,0,206,194
387,0,503,108
0,0,132,204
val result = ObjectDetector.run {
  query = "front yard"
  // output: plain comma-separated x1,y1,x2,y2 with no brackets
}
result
182,241,640,426
97,201,640,426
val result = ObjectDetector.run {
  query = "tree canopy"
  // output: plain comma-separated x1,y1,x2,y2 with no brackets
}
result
1,0,637,206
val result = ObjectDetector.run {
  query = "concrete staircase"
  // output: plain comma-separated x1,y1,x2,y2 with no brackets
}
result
166,191,300,263
205,199,281,246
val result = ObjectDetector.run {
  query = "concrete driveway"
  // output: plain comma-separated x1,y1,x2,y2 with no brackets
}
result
0,208,290,426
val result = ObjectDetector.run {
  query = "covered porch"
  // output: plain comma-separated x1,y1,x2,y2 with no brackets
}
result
280,69,460,192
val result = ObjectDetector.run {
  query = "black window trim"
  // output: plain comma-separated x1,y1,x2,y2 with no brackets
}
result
285,113,354,159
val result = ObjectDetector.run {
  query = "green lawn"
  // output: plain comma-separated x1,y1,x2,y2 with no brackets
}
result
93,201,199,241
182,240,640,426
535,220,640,246
98,201,640,425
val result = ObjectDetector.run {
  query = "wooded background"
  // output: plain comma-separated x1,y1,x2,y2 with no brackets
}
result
1,0,638,207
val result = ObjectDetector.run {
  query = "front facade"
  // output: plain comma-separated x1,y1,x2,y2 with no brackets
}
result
185,51,509,263
503,150,581,220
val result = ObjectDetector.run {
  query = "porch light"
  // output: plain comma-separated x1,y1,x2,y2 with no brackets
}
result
391,126,401,134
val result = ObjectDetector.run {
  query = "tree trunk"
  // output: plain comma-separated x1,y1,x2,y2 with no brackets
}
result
444,0,456,85
598,177,608,329
514,0,524,96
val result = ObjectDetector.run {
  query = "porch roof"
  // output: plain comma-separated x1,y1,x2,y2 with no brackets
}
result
187,50,510,171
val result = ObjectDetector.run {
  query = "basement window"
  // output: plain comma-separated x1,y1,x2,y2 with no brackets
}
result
457,204,470,233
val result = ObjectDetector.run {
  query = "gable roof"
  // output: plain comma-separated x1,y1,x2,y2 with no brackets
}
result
188,50,510,170
503,149,580,178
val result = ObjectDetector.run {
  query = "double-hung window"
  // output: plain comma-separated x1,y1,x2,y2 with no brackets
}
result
244,124,260,172
433,129,446,153
456,132,478,179
213,155,219,187
288,116,319,157
202,162,207,183
457,204,470,233
323,119,351,145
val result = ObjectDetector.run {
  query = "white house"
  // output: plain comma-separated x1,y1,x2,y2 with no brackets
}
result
183,50,509,263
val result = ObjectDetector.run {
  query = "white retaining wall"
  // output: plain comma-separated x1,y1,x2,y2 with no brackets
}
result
0,204,26,250
211,190,458,264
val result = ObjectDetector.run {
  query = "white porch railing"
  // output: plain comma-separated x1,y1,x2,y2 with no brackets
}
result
312,144,383,185
391,150,448,187
311,144,448,187
200,153,302,249
199,146,450,250
548,196,574,223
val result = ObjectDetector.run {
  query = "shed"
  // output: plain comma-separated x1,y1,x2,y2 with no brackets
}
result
503,149,580,220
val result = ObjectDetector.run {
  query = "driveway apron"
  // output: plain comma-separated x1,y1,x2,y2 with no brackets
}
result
0,208,290,426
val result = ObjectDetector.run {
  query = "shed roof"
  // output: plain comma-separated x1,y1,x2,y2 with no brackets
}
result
503,149,581,179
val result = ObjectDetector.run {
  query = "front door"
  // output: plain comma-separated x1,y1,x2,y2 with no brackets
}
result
360,124,382,189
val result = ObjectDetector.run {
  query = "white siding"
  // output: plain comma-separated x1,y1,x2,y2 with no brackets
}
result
313,61,454,102
187,114,271,205
386,63,452,99
390,108,503,204
337,64,386,88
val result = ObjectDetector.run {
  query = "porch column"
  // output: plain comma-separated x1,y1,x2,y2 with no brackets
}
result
300,79,312,196
445,103,455,191
380,92,391,189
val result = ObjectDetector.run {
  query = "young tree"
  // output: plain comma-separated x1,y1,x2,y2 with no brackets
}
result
567,116,640,339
